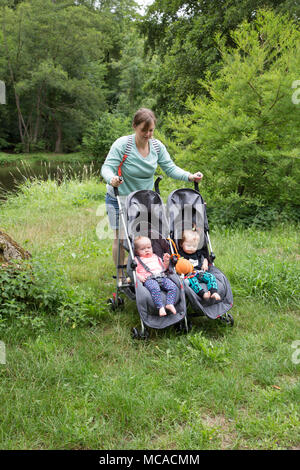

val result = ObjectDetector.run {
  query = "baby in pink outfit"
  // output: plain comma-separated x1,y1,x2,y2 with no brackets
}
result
134,236,177,317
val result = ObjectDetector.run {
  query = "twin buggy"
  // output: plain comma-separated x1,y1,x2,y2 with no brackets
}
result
107,178,234,339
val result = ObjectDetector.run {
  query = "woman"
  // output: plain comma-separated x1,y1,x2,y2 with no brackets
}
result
101,108,203,282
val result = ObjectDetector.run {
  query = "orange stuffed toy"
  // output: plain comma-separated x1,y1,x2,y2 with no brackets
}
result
174,256,194,275
168,239,195,276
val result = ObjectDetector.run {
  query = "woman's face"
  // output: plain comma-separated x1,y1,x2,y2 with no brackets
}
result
134,120,155,142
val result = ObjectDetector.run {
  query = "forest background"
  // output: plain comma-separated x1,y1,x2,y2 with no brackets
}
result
0,0,300,224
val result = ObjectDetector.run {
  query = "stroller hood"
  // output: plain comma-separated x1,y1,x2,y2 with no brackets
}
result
167,188,209,241
125,189,169,241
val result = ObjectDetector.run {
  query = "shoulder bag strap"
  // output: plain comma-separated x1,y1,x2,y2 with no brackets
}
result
117,135,133,178
151,138,161,156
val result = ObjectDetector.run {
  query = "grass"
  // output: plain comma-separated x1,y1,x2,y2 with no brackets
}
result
0,151,95,165
0,176,299,450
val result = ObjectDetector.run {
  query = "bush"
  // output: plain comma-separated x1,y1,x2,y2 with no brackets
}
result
82,112,132,164
0,259,98,333
205,194,300,228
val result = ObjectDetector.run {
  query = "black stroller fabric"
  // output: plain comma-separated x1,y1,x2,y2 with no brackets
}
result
123,190,187,330
167,188,233,320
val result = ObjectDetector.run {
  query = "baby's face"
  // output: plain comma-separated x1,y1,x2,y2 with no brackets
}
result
136,238,153,257
181,235,199,254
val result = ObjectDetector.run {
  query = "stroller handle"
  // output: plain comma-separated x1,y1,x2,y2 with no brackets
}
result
113,176,123,197
194,181,199,193
154,175,163,194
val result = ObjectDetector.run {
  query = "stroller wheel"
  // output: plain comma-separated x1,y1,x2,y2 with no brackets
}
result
175,318,191,334
131,327,149,340
131,327,139,339
220,313,234,327
140,328,149,340
107,295,124,311
107,297,116,311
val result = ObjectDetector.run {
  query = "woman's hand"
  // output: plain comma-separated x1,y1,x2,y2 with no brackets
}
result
188,171,203,182
110,176,123,187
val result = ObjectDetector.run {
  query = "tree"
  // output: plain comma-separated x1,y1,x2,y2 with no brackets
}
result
0,0,138,152
141,0,300,113
167,10,300,211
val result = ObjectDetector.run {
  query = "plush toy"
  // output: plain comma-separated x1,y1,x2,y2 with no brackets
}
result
174,256,194,275
169,238,195,276
169,251,194,276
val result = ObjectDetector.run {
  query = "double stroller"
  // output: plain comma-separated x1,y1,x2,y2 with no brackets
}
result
108,178,234,339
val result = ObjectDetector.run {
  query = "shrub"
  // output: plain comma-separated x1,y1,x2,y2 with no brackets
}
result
82,112,132,164
0,258,98,333
205,194,300,228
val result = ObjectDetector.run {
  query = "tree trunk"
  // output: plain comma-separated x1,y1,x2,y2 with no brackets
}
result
2,10,30,150
33,90,41,144
0,230,31,266
54,120,62,153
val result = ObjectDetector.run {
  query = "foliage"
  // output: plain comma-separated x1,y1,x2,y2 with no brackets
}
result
0,0,137,152
164,10,300,213
82,111,132,161
0,258,98,333
110,28,158,114
141,0,300,113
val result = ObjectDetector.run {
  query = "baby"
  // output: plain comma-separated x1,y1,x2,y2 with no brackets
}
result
179,229,221,302
134,236,178,317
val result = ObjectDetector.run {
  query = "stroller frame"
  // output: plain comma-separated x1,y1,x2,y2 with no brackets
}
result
108,177,189,339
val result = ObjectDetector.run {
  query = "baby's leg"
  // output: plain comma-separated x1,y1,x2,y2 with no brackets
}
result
144,278,166,316
211,292,221,301
199,272,220,301
188,276,208,299
159,307,167,316
161,278,177,314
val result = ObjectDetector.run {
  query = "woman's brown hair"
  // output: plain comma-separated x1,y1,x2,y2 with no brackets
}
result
132,108,156,130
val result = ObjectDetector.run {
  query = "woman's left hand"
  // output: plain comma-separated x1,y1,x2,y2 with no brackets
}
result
189,171,203,182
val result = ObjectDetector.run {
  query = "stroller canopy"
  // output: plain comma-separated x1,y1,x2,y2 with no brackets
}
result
167,188,208,248
126,189,169,241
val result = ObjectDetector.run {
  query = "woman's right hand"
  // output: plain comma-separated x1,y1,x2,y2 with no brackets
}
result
110,176,123,187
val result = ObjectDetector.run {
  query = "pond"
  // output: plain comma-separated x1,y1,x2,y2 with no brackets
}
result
0,160,101,200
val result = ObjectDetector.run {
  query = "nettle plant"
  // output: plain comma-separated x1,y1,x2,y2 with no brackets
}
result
0,259,97,332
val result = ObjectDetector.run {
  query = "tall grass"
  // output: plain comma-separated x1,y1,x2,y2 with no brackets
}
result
0,176,299,450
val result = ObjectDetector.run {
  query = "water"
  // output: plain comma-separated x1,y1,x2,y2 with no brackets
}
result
0,160,101,200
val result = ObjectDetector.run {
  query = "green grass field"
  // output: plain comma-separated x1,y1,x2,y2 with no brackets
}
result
0,176,299,450
0,151,95,165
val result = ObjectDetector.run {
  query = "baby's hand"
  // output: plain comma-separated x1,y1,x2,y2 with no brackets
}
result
201,258,209,271
163,253,170,266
